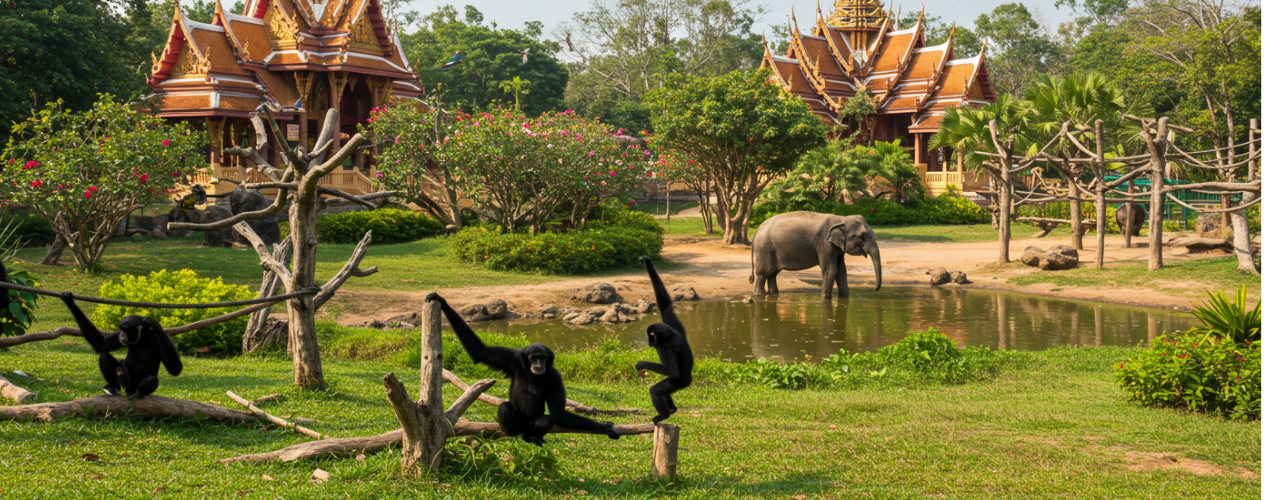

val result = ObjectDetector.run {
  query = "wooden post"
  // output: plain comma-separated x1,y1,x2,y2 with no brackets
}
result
0,374,36,403
1093,120,1106,269
385,296,453,475
651,423,680,482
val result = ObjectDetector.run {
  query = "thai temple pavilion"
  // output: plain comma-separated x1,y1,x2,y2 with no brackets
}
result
763,0,995,194
147,0,422,195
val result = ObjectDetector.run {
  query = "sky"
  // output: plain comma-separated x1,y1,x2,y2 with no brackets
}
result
399,0,1077,33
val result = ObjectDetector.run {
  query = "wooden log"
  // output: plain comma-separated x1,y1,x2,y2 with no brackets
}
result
650,423,680,482
1169,237,1233,254
226,391,325,439
442,368,642,416
384,372,452,475
251,393,283,405
444,379,496,424
0,374,36,403
0,395,255,423
219,421,656,464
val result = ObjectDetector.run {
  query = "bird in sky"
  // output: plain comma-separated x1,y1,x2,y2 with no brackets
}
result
440,51,462,69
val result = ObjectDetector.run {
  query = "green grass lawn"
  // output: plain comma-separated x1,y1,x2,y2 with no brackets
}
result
1008,256,1262,299
874,223,1041,243
0,334,1260,499
632,200,701,216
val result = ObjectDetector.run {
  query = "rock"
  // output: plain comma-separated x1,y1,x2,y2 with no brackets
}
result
571,283,624,304
458,299,510,322
742,295,754,304
539,305,559,319
228,186,281,247
386,312,421,328
671,285,699,301
169,205,238,248
1169,237,1232,254
563,312,595,325
928,267,951,286
1021,245,1079,270
949,270,971,285
1195,213,1231,239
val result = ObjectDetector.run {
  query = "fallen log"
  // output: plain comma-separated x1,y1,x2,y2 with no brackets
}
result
0,394,255,423
1169,237,1232,254
0,374,36,403
218,420,657,464
226,391,325,439
442,368,642,416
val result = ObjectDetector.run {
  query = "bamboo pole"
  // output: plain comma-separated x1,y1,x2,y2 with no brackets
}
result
226,391,325,439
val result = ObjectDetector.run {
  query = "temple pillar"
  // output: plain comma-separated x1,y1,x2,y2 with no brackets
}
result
206,117,226,167
329,71,353,155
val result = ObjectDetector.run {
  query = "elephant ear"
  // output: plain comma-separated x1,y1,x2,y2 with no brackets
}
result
827,223,848,253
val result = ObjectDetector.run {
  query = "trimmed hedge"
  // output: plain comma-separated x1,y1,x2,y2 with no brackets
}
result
94,269,255,355
751,193,988,226
1115,334,1260,420
307,208,444,245
452,207,664,275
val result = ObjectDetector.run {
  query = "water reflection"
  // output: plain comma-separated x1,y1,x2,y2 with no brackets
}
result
467,287,1197,362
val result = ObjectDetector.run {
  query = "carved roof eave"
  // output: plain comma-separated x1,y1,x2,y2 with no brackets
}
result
761,37,790,92
787,17,845,112
861,11,895,73
914,28,954,112
338,0,371,31
149,6,211,88
815,5,856,76
244,0,270,18
884,11,925,93
962,40,995,102
213,1,250,63
269,0,301,35
340,0,395,57
288,0,320,27
390,20,419,80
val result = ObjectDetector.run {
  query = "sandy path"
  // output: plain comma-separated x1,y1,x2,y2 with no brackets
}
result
325,231,1229,325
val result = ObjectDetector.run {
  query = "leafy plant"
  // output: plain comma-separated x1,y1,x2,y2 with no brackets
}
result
0,221,39,337
1189,286,1260,344
1115,334,1260,420
94,269,255,354
442,437,558,480
315,208,444,245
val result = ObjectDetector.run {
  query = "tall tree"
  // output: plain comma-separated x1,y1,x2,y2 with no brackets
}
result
400,5,569,116
975,3,1067,97
558,0,765,131
646,69,825,245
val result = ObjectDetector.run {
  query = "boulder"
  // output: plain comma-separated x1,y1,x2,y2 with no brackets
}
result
458,299,511,322
671,285,699,301
928,267,951,286
571,283,624,304
169,205,238,248
386,312,422,328
539,305,559,319
949,270,971,285
1020,245,1079,270
228,186,281,247
1195,213,1231,239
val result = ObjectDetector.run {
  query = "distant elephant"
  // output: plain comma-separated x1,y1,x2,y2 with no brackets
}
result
1116,203,1147,240
750,211,882,298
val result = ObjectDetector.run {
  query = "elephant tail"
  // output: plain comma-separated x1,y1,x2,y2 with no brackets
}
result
748,239,755,284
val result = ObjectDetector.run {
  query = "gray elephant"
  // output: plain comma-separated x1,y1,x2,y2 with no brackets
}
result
750,211,882,298
1115,203,1147,240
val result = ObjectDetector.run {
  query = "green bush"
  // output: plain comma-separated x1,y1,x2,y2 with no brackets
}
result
0,212,57,247
94,269,255,355
751,194,988,227
0,266,40,337
451,208,663,275
1115,334,1260,420
308,208,443,245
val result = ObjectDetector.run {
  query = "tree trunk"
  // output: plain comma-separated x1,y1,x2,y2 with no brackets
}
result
1147,118,1169,271
997,164,1012,264
1093,121,1106,270
0,394,255,423
1069,178,1084,251
287,194,325,388
650,423,680,482
244,238,292,353
722,195,752,246
1230,119,1259,274
39,234,67,265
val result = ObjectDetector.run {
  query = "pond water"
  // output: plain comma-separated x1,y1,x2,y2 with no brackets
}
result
470,287,1199,362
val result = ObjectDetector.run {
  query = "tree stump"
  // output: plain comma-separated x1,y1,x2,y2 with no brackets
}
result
0,374,36,403
651,423,680,482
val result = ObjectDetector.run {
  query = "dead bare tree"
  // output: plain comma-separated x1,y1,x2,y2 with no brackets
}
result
168,108,389,389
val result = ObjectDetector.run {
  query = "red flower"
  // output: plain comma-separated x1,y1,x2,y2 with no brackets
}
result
1177,354,1187,359
1236,376,1241,381
88,186,98,192
172,171,180,176
24,160,38,170
162,139,171,146
1161,353,1167,356
30,180,42,188
84,191,92,199
1193,343,1199,348
1119,363,1124,369
138,174,149,184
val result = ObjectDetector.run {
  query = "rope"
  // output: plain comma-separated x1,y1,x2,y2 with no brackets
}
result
0,281,319,309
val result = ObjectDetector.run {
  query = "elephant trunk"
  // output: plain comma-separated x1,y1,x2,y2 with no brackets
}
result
869,243,882,291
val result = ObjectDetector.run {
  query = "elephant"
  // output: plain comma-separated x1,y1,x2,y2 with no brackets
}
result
1115,203,1147,241
750,211,882,298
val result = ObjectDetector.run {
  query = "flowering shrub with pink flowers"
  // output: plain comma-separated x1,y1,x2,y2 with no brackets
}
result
1,96,203,271
365,103,651,233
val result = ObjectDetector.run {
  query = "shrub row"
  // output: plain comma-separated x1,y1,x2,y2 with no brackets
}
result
1115,334,1260,420
314,208,444,245
451,207,664,275
94,269,255,355
751,194,989,227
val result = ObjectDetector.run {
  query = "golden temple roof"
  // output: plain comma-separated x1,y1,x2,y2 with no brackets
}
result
147,0,421,117
763,0,994,130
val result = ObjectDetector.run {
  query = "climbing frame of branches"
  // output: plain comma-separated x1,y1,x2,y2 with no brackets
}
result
976,117,1261,272
166,108,392,388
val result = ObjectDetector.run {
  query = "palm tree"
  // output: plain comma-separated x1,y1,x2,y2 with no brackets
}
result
868,139,924,205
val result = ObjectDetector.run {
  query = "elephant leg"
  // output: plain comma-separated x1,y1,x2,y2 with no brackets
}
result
819,255,836,299
753,270,768,295
767,274,780,294
835,258,849,298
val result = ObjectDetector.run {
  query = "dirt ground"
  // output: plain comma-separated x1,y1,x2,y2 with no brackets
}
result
328,231,1233,325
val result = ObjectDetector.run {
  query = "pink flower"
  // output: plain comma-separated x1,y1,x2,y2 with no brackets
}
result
84,190,92,199
375,172,383,178
622,152,628,157
522,123,530,129
367,118,373,123
575,133,582,140
162,139,171,146
588,151,595,158
616,128,624,134
24,160,38,170
609,171,616,177
138,173,149,184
